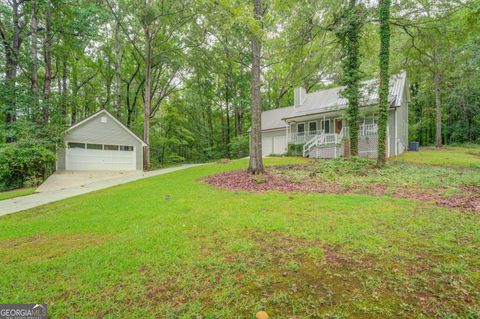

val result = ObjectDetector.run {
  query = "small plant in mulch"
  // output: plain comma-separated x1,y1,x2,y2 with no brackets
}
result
314,156,377,178
203,163,480,213
254,176,267,184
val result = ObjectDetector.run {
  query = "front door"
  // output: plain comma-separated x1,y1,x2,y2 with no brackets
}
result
335,119,343,134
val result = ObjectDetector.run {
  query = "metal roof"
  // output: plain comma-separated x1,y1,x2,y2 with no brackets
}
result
260,72,407,130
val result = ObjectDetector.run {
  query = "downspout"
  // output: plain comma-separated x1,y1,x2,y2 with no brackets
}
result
286,123,289,149
395,108,398,156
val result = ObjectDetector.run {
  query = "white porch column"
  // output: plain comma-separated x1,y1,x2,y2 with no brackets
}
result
286,123,289,145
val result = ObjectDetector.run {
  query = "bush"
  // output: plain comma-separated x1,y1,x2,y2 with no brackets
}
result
314,156,377,178
0,142,56,190
287,144,304,156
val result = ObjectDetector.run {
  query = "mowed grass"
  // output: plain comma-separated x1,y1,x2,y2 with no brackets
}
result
0,187,35,201
0,157,479,318
394,146,480,168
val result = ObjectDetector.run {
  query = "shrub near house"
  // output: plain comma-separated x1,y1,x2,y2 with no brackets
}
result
0,142,55,190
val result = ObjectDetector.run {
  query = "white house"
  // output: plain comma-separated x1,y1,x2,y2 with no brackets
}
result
259,72,409,158
56,109,147,171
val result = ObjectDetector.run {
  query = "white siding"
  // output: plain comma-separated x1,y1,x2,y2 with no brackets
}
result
57,112,144,170
261,129,287,155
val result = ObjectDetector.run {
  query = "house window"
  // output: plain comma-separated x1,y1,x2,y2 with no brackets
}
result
87,144,102,150
321,119,330,133
68,142,85,149
297,123,305,135
104,145,119,151
309,121,317,133
101,116,107,123
120,145,134,151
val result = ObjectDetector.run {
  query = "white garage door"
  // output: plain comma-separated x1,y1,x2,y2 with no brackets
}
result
273,136,287,154
262,137,273,156
66,142,136,171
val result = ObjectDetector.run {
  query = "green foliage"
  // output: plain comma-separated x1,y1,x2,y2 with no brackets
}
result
229,135,249,157
282,148,480,191
314,156,377,178
0,142,56,190
287,143,304,156
335,1,367,156
0,0,479,170
376,0,391,166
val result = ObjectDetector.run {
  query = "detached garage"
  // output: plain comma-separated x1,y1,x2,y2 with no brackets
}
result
57,109,147,171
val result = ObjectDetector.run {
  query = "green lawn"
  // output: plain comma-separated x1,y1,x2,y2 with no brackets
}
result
0,157,479,318
394,146,480,168
0,188,35,201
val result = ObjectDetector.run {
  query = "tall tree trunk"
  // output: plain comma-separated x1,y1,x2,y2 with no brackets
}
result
43,0,52,124
62,59,68,123
229,59,242,157
222,41,242,156
376,0,391,166
220,101,226,157
30,0,39,118
346,0,361,156
248,0,264,174
114,21,122,118
143,28,152,170
72,66,78,125
225,83,231,158
1,0,25,142
434,72,442,146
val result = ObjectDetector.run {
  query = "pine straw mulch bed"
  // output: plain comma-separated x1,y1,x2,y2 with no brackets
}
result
203,166,480,213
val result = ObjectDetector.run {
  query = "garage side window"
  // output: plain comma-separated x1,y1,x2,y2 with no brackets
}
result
120,146,134,151
87,144,102,150
68,142,85,149
104,145,119,151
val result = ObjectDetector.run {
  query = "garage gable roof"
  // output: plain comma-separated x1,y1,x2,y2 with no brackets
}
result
66,109,147,146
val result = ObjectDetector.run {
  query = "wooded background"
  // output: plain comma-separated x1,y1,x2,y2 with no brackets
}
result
1,0,479,167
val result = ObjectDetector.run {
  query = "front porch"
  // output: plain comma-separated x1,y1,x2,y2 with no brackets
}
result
285,114,381,158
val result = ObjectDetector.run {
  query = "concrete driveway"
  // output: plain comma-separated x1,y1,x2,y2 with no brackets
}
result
0,164,202,217
36,170,143,193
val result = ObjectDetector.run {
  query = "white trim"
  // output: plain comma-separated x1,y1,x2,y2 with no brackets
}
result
387,125,390,158
65,109,147,147
261,127,287,133
394,109,398,156
286,125,289,147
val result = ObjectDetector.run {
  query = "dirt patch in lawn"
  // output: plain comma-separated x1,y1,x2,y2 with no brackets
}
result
229,231,478,317
131,229,479,317
203,167,480,212
0,233,109,262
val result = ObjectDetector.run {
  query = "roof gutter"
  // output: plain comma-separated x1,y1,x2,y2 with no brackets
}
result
281,98,397,121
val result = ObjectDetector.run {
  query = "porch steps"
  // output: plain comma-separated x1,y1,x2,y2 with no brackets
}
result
302,127,348,157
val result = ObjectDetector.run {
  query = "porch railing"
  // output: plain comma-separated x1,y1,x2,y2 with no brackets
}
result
288,130,325,144
302,127,349,157
359,124,377,136
289,124,377,144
